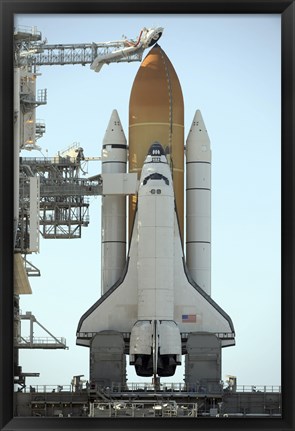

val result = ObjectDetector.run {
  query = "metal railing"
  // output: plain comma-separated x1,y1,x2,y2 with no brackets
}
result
109,382,214,393
21,156,79,165
94,382,282,394
22,385,72,393
17,382,282,394
234,385,281,393
18,336,66,344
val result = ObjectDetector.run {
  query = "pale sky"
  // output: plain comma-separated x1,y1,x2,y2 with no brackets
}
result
15,14,281,388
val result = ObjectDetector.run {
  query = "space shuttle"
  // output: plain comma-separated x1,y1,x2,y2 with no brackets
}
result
76,44,235,384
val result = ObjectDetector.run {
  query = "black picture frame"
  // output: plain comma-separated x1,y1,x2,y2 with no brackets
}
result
1,1,294,430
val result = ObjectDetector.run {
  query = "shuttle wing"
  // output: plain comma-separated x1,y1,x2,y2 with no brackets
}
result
76,228,139,346
172,212,235,347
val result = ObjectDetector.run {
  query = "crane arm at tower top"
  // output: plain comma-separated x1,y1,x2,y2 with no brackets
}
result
14,26,163,72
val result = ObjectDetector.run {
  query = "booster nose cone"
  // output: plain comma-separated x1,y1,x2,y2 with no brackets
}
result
129,44,184,242
103,109,127,148
186,110,211,162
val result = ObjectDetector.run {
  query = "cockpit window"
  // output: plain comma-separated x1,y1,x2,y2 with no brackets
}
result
143,173,169,185
148,142,165,156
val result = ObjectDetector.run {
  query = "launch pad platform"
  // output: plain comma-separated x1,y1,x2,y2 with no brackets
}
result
14,382,281,418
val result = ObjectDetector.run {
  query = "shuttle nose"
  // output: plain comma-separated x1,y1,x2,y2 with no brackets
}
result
148,141,165,156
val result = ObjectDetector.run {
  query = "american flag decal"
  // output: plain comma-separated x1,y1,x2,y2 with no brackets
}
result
182,314,197,323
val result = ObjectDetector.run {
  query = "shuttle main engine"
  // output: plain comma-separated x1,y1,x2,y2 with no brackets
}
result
76,44,235,387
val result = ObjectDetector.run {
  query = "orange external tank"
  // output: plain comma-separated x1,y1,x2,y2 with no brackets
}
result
128,44,184,242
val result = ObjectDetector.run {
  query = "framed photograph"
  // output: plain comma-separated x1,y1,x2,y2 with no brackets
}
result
1,1,294,430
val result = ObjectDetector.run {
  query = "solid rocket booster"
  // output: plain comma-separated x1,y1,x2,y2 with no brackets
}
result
101,110,127,294
186,110,212,295
129,44,184,242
